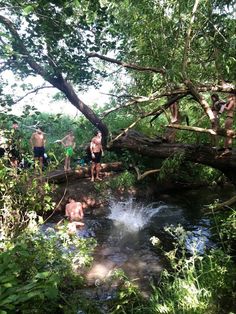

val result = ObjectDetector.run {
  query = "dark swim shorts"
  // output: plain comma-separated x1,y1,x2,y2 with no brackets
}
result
92,152,102,163
34,146,45,158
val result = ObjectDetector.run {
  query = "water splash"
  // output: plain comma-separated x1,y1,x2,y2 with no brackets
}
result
108,198,168,232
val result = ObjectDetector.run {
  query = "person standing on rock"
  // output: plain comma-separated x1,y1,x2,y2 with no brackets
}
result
90,130,104,181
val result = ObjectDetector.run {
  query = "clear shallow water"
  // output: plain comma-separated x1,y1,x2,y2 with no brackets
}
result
43,186,234,297
78,195,216,296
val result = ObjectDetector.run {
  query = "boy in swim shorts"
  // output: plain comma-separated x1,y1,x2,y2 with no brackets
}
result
60,130,75,171
90,130,104,181
30,127,46,175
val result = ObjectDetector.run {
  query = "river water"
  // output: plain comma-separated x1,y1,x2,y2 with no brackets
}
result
45,184,235,299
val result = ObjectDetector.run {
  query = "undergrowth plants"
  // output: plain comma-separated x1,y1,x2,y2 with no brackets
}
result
0,163,97,313
0,227,96,313
150,225,236,314
0,163,55,238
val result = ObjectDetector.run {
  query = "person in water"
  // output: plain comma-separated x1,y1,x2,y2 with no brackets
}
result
60,130,76,171
90,130,104,181
65,196,84,233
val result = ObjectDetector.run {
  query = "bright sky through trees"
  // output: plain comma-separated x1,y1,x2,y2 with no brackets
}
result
2,70,113,116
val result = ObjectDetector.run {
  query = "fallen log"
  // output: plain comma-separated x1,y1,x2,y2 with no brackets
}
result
47,162,124,183
110,130,236,185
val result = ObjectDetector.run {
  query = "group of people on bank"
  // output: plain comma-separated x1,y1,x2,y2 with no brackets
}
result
0,122,104,181
0,124,104,233
30,128,104,180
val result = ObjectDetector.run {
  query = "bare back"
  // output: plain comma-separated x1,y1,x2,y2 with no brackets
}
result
65,201,83,222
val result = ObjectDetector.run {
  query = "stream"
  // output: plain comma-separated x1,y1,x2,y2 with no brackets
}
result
44,184,235,302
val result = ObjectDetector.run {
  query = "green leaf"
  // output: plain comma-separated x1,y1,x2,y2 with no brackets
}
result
23,5,35,15
35,272,51,279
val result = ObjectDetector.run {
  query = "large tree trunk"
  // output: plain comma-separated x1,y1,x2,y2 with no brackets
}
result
110,130,236,184
51,77,109,138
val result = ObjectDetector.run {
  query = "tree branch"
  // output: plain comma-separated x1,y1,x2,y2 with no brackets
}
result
182,0,200,79
168,123,236,138
101,83,235,119
86,52,166,75
12,85,54,105
133,166,160,181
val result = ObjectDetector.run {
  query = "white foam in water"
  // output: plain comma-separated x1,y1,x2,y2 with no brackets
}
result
108,198,168,231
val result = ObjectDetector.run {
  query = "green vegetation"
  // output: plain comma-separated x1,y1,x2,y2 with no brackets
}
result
150,226,236,314
0,0,235,313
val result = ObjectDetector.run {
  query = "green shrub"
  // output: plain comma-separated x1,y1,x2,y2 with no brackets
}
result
150,225,236,314
0,228,96,313
0,162,55,238
109,171,136,190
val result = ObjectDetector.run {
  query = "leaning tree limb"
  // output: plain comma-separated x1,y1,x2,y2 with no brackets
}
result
181,0,216,123
86,52,166,75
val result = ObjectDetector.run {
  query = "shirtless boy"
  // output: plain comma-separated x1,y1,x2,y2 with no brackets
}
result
30,128,46,173
60,130,75,171
90,130,104,181
65,196,84,233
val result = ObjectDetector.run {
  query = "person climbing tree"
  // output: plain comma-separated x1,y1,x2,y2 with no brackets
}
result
220,94,236,156
164,100,181,143
210,94,226,147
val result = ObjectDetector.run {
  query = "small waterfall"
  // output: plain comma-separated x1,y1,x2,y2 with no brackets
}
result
108,198,169,232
